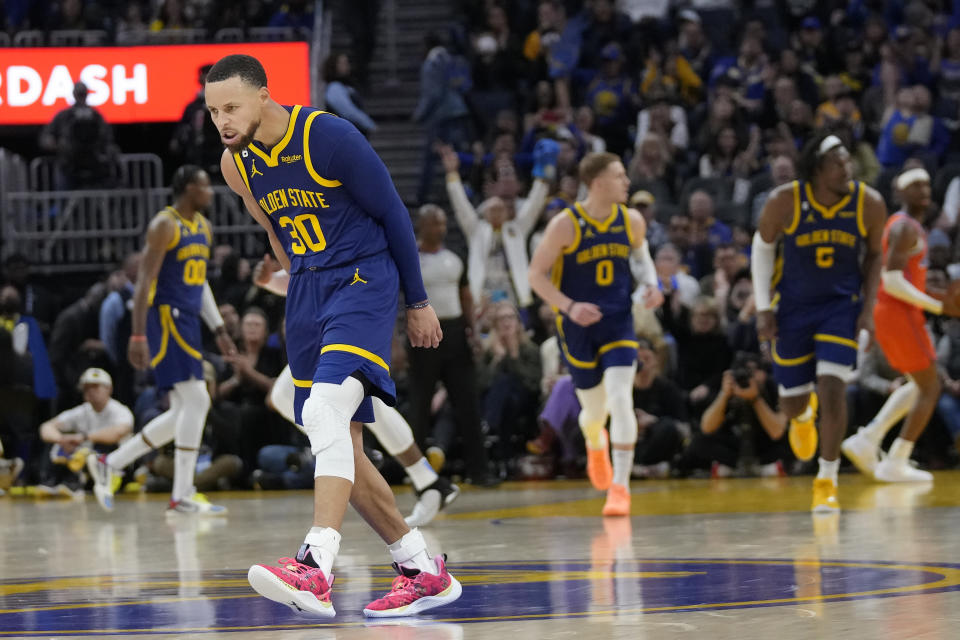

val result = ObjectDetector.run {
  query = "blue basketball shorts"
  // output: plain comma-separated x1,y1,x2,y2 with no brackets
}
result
556,308,638,390
772,296,860,394
146,304,204,390
286,251,399,425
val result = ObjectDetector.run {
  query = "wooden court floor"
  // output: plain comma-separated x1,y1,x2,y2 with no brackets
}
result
3,472,960,638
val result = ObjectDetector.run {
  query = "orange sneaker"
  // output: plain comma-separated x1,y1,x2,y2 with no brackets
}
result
586,430,613,491
601,483,631,516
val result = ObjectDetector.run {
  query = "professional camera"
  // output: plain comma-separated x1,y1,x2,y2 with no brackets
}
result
730,351,759,389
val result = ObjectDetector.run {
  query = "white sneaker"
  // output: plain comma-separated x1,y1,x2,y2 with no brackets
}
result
86,453,119,512
874,458,933,483
841,428,880,477
167,491,228,516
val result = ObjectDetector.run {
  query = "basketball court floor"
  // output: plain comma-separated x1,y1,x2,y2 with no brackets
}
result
3,472,960,638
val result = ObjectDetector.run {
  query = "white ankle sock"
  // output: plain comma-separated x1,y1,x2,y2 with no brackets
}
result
861,381,918,446
611,448,633,488
405,457,439,492
388,528,437,575
304,526,341,581
816,457,839,483
887,437,914,462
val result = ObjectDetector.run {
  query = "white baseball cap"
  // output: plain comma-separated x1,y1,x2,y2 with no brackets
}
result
78,367,112,389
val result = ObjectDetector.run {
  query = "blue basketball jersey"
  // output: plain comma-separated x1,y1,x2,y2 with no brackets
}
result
150,206,211,313
231,105,389,274
553,202,635,315
774,180,868,306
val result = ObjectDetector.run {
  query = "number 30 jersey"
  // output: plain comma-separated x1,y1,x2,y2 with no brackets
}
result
231,105,389,274
774,180,868,306
151,206,211,313
553,202,635,316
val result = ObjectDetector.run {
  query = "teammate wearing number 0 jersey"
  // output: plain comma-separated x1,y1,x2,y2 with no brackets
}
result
87,165,238,516
207,54,460,619
529,152,663,517
752,133,886,512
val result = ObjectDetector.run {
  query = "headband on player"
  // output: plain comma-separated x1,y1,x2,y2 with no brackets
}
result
896,167,930,191
816,135,845,158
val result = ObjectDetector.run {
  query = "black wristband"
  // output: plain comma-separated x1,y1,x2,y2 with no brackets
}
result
566,300,576,315
407,300,430,310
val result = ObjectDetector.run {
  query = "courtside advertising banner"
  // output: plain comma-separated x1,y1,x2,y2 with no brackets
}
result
0,42,310,125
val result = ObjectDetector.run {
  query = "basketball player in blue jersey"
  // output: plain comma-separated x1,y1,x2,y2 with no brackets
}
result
204,54,460,618
529,152,662,517
752,133,886,512
87,165,237,515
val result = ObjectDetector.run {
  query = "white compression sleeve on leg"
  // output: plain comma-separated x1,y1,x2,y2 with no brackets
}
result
106,387,183,469
172,379,211,502
861,379,919,446
575,383,608,450
603,364,639,445
367,398,415,456
751,232,776,312
270,365,299,426
302,377,365,482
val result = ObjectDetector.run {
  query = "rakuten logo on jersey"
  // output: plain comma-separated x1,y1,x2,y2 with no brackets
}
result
1,63,147,107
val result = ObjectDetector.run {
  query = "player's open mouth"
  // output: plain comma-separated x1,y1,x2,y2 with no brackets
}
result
222,132,238,144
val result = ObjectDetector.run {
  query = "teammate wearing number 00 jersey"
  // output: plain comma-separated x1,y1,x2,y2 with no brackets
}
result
87,165,238,516
529,152,663,517
208,54,460,618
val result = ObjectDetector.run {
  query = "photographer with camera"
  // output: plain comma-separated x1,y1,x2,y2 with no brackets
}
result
678,352,789,477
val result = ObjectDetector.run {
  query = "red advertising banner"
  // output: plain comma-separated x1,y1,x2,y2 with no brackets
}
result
0,42,310,125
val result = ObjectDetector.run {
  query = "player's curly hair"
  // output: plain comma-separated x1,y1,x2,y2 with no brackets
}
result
171,165,205,198
206,54,268,88
797,130,844,183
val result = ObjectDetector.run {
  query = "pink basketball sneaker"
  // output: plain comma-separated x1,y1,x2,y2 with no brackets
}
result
363,555,462,618
247,551,336,617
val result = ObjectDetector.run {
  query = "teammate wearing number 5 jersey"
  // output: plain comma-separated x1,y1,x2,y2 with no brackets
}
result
207,54,460,619
529,152,663,517
87,165,238,516
752,133,886,512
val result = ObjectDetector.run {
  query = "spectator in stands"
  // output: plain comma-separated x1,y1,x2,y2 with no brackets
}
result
149,0,188,31
0,321,33,488
116,1,149,37
478,301,542,469
39,82,117,190
679,352,787,477
579,0,632,70
688,189,732,249
935,28,960,115
468,3,522,132
698,125,761,180
322,53,377,136
723,271,760,354
877,86,919,170
440,141,553,318
760,75,799,130
2,253,58,337
268,0,313,31
99,252,140,408
675,10,714,94
38,368,132,496
752,154,796,227
632,337,689,478
413,31,472,205
338,0,380,89
1,284,56,408
639,43,703,108
907,85,951,167
776,47,819,110
628,131,676,204
583,42,636,155
635,91,689,160
629,190,666,251
407,204,496,486
653,243,700,309
522,0,581,111
816,77,863,132
573,106,607,153
217,303,242,346
170,65,223,178
694,93,743,159
47,0,102,31
700,242,746,298
48,282,109,410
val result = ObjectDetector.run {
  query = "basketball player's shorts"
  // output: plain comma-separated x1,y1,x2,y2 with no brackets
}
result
772,296,860,395
286,251,398,425
874,300,935,373
147,304,204,389
556,308,638,390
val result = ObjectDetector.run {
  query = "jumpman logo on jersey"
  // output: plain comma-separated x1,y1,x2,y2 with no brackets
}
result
250,159,263,177
349,268,367,286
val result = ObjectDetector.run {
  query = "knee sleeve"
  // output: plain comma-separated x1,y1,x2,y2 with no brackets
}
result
367,398,415,456
575,383,608,439
302,378,365,482
269,366,298,426
603,365,638,445
173,379,210,449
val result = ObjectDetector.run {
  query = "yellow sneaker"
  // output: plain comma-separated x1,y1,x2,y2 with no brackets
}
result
425,446,446,472
789,392,819,462
811,478,840,512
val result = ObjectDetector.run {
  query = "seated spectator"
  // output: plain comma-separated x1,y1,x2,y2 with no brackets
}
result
815,77,863,133
688,189,732,249
267,0,313,30
632,338,689,478
723,272,760,355
653,243,700,309
698,125,761,180
478,302,542,468
694,94,743,156
628,132,677,204
636,92,689,160
700,243,747,299
639,43,703,107
48,282,110,410
678,353,788,477
675,10,715,91
664,214,711,282
629,190,666,251
582,43,637,155
38,368,132,496
877,87,919,170
323,53,377,136
760,75,798,130
524,80,570,136
752,154,797,227
840,40,872,100
573,106,607,154
579,0,632,71
1,284,57,407
150,0,189,30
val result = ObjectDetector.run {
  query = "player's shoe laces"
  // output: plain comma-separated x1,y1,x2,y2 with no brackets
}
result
841,427,880,476
811,478,840,512
404,477,460,528
874,458,933,483
789,393,819,462
586,429,613,491
86,453,119,512
601,483,631,517
247,547,335,617
363,555,462,618
166,491,228,516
